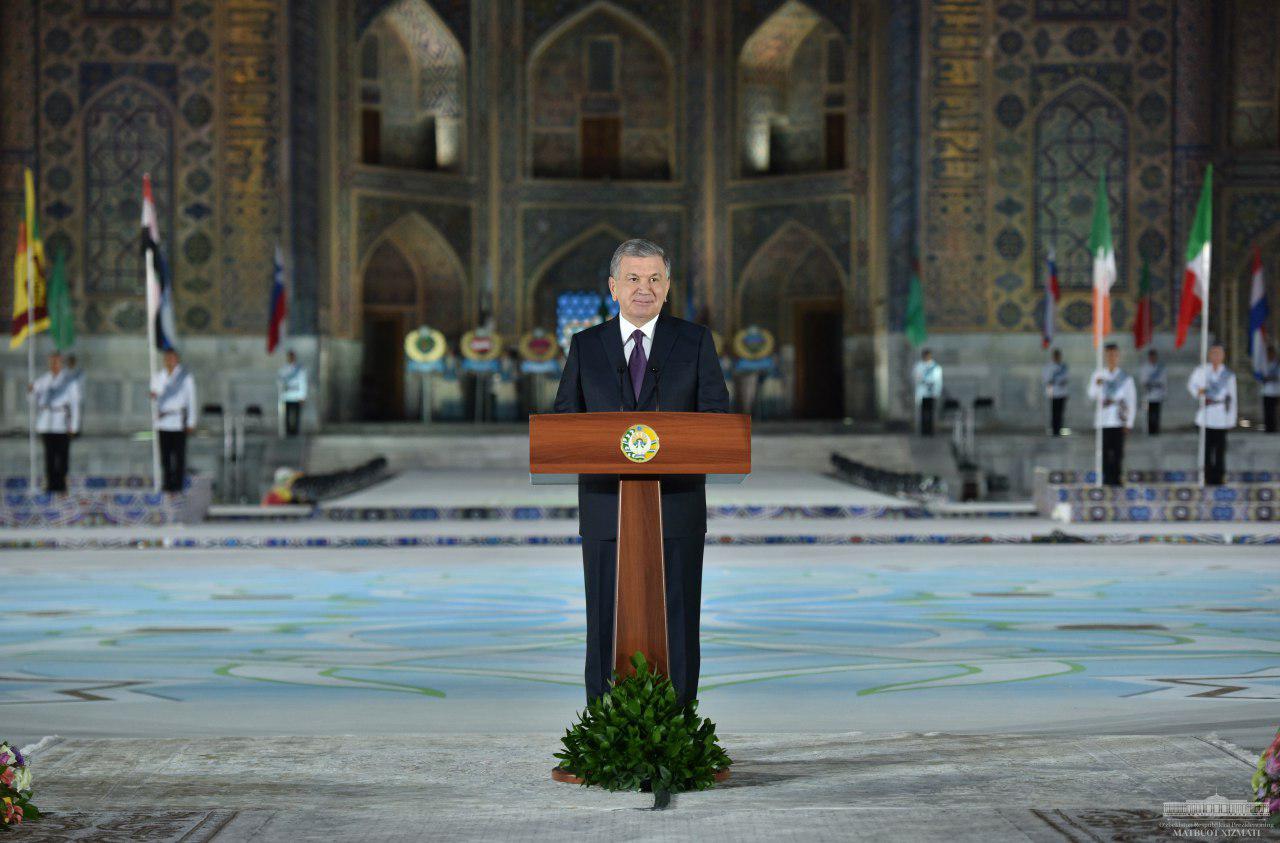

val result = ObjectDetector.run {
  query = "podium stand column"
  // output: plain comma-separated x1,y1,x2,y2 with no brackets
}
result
615,477,669,681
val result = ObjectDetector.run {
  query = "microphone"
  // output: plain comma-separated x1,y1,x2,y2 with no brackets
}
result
616,365,627,411
650,366,661,412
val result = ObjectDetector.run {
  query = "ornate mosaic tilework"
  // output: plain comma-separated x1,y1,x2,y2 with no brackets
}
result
215,0,287,331
970,0,1174,337
35,0,221,336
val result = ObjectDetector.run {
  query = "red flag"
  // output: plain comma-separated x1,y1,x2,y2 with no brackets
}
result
1132,259,1152,349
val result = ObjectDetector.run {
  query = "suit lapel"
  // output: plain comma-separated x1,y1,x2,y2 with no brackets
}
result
596,317,633,409
635,313,677,409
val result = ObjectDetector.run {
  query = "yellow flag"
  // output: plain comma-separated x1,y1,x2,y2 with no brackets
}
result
10,168,50,348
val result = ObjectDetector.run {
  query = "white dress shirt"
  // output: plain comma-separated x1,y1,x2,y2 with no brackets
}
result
1139,361,1167,403
1186,364,1237,429
1261,358,1280,398
1042,361,1070,398
1086,367,1136,429
278,362,308,402
620,314,657,360
151,364,199,432
912,360,943,402
32,370,82,434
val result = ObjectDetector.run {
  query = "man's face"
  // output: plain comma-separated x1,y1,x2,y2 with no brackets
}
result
1104,348,1120,369
610,254,669,325
164,351,178,371
49,355,62,375
1148,351,1157,363
1052,351,1061,363
287,352,296,364
1209,346,1225,366
922,352,932,363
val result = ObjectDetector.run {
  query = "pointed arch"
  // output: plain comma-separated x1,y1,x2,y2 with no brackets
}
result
527,2,675,180
83,78,176,297
737,220,847,334
525,222,632,328
359,212,469,338
357,0,466,170
1032,80,1129,308
738,0,847,175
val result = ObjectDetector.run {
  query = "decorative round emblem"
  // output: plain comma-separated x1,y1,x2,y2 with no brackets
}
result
404,326,447,364
620,424,660,464
460,328,503,362
518,329,559,363
732,325,775,360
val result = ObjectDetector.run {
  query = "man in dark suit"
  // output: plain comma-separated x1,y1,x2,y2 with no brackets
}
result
553,238,730,708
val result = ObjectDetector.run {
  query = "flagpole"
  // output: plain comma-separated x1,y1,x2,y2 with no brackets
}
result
145,251,161,493
1095,313,1103,488
26,226,37,492
1197,289,1208,489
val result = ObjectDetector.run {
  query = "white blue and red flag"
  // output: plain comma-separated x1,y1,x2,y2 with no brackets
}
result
1249,245,1269,379
1042,247,1060,349
267,244,287,354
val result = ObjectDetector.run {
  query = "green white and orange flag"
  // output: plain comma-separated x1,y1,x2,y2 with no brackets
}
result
1175,164,1212,349
1087,170,1116,348
10,167,49,349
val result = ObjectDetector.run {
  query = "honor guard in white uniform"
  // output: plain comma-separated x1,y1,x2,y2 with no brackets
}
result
1086,343,1136,486
912,348,943,436
1138,349,1167,435
30,351,82,493
1259,346,1279,433
1042,348,1070,436
1187,342,1237,486
277,349,308,436
150,349,198,493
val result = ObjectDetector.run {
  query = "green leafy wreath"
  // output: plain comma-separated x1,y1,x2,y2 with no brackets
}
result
554,652,731,808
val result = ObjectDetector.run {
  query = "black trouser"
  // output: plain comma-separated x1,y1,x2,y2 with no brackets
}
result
41,433,70,493
1101,426,1125,486
1147,401,1161,435
919,397,935,436
581,535,704,708
1050,397,1066,436
1265,396,1278,433
284,401,302,435
158,430,187,492
1204,427,1227,485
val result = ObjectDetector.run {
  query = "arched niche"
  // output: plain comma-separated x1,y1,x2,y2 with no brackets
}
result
528,2,675,180
358,213,468,419
357,0,465,171
738,0,848,176
738,221,848,418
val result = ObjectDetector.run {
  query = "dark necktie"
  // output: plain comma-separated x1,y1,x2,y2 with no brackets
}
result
628,328,647,402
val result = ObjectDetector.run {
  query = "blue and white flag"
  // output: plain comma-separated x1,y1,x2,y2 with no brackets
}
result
141,173,178,351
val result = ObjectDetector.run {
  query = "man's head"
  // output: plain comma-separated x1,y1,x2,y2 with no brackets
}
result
48,351,63,375
163,349,179,372
1104,342,1119,369
286,349,296,364
921,348,933,362
1208,342,1225,367
1147,349,1158,363
67,354,78,369
1268,345,1277,362
1051,348,1062,363
608,239,670,325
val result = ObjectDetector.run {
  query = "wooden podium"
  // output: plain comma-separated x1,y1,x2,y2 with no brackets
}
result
529,411,751,682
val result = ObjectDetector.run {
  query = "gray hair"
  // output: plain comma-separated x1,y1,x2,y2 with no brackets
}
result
609,238,670,280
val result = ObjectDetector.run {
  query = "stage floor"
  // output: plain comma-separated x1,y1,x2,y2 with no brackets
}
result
5,543,1276,749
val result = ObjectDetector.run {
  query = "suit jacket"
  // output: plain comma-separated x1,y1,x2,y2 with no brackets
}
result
553,313,731,539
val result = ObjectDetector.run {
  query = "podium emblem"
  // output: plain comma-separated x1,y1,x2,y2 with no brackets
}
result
620,424,660,463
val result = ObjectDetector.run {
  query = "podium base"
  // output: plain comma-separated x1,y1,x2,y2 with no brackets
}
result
551,766,730,785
